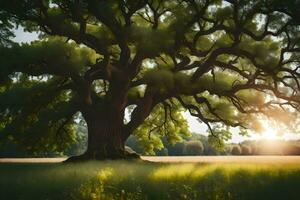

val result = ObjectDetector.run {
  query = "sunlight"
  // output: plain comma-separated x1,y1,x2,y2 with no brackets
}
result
260,131,279,140
251,118,295,141
259,120,281,140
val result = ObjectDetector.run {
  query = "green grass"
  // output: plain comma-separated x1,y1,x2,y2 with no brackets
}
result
1,160,300,200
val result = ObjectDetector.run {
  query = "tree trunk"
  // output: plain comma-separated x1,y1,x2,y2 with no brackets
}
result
65,104,139,162
86,115,124,159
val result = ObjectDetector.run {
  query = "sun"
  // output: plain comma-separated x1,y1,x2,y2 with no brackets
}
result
259,128,279,140
254,119,281,140
247,117,300,142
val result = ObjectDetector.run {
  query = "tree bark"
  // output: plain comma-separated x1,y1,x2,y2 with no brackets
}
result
65,103,139,162
85,112,124,159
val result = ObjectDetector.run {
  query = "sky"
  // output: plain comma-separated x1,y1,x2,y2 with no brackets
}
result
13,27,39,44
12,27,300,143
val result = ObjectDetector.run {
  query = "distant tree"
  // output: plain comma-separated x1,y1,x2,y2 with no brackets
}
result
168,142,186,156
155,148,168,156
231,145,242,155
225,145,232,155
0,0,299,160
127,133,228,156
283,144,300,155
200,136,220,155
125,135,143,154
256,140,283,155
183,140,204,155
0,142,27,158
241,145,252,155
249,143,259,155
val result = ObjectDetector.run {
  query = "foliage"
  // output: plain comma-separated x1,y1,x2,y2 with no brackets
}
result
132,102,190,155
0,124,87,157
0,10,14,47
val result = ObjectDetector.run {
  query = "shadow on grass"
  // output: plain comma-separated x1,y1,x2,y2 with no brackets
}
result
1,161,300,200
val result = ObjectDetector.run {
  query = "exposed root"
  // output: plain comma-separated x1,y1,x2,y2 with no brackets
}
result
64,148,141,163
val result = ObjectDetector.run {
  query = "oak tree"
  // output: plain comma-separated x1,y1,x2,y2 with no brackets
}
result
0,0,299,160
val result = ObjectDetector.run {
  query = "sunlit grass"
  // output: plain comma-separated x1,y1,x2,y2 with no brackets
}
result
1,160,300,200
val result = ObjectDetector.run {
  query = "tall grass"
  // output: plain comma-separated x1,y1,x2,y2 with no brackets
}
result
1,161,300,200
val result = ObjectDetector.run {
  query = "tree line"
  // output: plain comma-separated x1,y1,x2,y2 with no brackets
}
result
2,129,300,157
126,133,300,156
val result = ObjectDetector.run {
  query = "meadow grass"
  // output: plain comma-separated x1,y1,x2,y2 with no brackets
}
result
1,160,300,200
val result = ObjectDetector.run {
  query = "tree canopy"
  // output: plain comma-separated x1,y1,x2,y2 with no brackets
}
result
0,0,299,158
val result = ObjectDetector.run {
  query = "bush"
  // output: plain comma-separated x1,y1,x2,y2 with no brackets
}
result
183,140,204,155
231,145,242,155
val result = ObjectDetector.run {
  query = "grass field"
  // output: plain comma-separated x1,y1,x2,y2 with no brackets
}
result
1,156,300,200
2,155,300,163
